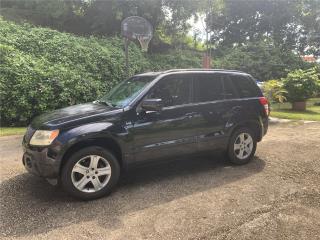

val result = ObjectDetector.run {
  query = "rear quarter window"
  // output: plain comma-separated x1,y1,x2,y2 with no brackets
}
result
230,74,262,98
221,74,239,99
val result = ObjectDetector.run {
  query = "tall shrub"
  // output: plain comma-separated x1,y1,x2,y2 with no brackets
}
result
0,19,149,125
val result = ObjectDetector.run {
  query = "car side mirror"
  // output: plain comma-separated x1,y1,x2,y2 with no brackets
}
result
141,99,163,112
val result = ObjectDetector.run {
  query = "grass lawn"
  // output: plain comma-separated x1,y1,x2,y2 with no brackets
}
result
270,98,320,121
0,127,26,137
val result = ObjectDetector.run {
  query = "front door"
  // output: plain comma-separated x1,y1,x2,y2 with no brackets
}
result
131,74,199,162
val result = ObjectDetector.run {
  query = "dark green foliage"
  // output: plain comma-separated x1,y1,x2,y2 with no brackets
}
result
148,50,202,70
208,0,320,57
213,41,313,81
0,19,202,125
2,0,319,57
1,18,316,126
0,0,201,52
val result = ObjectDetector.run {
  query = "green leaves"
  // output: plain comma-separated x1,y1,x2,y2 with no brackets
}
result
0,19,144,125
262,80,287,104
208,0,319,56
282,68,320,102
0,19,203,126
214,41,313,81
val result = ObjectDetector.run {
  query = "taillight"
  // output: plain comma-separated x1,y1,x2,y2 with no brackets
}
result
259,97,269,116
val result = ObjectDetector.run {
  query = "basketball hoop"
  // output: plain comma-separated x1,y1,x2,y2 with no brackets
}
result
121,16,153,52
137,35,151,52
121,16,153,76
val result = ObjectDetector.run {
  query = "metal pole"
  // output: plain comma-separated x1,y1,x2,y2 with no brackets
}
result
124,38,129,77
209,0,213,68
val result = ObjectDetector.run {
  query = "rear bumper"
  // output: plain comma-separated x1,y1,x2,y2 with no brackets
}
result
258,116,268,141
263,117,268,136
22,144,60,178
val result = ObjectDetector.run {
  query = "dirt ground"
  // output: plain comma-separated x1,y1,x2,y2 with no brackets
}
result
0,121,319,240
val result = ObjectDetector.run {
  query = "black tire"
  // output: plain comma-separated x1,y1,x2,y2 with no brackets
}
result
227,127,257,165
61,146,120,200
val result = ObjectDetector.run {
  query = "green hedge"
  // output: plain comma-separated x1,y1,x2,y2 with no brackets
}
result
0,19,202,125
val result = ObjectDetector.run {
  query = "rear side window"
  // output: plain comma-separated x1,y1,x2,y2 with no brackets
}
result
230,75,262,98
194,74,224,103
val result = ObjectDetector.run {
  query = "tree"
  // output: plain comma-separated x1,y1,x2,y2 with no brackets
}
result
213,41,313,81
207,0,320,56
298,0,320,56
0,0,205,52
0,0,86,33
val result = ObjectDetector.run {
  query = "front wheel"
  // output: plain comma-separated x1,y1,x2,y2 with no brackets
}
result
227,127,257,165
61,146,120,200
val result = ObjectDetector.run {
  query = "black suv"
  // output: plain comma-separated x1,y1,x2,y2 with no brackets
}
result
22,69,269,200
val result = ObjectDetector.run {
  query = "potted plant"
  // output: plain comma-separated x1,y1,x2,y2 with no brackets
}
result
282,68,319,111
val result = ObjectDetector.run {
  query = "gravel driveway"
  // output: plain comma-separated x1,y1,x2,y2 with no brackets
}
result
0,122,320,240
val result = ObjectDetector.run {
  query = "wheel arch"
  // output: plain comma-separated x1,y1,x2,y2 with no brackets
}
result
59,137,124,174
229,120,262,142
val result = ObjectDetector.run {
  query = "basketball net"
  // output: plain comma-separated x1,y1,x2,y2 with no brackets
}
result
137,36,151,52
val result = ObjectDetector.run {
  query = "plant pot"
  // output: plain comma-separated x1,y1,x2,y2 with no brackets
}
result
292,101,306,111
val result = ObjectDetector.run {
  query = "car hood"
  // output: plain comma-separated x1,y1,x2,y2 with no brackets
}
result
31,102,121,129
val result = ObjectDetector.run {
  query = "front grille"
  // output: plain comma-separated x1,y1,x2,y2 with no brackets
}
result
24,126,36,143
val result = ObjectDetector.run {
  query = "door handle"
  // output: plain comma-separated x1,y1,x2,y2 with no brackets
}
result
185,112,197,118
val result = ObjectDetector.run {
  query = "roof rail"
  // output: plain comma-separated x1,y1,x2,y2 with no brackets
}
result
162,69,246,74
135,71,162,76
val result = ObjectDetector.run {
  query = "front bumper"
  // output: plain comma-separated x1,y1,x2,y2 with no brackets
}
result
22,143,60,178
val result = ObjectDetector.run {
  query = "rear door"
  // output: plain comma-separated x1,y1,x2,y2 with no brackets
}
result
222,73,265,137
193,73,229,151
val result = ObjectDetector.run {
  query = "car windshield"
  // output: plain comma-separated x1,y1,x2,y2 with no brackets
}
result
99,75,156,108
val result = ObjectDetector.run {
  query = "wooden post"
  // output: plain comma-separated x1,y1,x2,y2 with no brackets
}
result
202,53,211,68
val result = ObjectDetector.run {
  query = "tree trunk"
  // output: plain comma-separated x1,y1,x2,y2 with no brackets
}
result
292,101,306,111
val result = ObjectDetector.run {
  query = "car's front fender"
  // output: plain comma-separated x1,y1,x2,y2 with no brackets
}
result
54,122,119,162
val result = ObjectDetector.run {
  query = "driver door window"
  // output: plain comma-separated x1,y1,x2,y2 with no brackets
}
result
147,75,192,107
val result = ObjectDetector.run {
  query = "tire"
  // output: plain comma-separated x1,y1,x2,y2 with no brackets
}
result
227,127,257,165
61,146,120,200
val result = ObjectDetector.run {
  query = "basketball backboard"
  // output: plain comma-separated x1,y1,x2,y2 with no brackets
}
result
121,16,153,40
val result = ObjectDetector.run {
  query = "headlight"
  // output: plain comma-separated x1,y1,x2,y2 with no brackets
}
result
30,130,59,146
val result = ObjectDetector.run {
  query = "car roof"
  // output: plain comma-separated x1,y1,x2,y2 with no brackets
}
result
162,69,246,74
134,72,162,77
134,69,248,78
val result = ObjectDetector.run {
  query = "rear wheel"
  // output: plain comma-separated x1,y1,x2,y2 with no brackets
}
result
228,127,257,165
61,146,120,200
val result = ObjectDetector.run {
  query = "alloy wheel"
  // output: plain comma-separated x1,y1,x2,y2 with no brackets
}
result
233,133,253,159
71,155,112,193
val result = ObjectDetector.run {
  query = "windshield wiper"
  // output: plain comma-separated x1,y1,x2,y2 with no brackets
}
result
94,100,115,107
